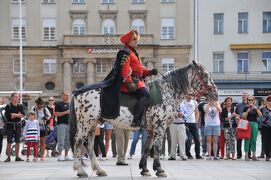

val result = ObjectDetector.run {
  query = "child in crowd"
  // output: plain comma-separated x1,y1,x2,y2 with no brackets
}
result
23,111,40,162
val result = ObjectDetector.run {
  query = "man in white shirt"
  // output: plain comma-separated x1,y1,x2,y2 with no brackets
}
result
179,92,203,159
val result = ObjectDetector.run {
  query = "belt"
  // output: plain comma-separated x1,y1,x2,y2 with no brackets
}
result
6,122,21,131
174,122,185,125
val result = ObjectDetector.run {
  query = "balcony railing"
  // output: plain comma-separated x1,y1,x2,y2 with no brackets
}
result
210,71,271,81
63,34,154,46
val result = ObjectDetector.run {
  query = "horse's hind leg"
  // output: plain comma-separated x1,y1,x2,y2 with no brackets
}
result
152,129,167,177
86,131,107,176
139,129,153,176
73,136,88,178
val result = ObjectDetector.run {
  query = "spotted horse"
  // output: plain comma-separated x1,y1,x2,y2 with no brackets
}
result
69,60,217,178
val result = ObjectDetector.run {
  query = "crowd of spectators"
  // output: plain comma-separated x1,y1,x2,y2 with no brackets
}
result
0,92,270,164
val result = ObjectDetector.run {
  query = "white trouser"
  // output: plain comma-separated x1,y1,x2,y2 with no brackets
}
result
169,123,187,158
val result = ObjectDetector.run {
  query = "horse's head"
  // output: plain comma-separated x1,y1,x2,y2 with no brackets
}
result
191,60,218,100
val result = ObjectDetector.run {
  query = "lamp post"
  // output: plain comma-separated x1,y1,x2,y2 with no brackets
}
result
194,0,199,62
19,0,23,104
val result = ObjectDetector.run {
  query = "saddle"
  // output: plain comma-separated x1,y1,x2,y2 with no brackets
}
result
119,80,163,114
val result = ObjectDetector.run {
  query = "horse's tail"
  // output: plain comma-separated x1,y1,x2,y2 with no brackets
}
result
69,95,77,153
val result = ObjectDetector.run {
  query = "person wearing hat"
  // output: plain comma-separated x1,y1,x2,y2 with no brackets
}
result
119,29,158,127
113,30,158,166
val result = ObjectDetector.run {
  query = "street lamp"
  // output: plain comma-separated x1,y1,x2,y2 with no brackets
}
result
19,0,23,104
194,0,199,62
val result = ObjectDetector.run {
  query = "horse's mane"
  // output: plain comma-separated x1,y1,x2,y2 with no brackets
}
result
161,64,193,95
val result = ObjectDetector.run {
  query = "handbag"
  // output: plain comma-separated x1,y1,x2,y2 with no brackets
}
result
237,119,249,130
237,119,251,139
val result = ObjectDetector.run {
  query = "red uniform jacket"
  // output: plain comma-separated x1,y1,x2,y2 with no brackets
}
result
121,46,151,93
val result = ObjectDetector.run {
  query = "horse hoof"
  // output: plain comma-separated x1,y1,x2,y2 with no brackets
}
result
156,171,167,177
141,169,151,176
77,173,88,178
96,170,107,176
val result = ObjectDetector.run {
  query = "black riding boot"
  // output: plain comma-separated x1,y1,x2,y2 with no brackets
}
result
131,97,148,127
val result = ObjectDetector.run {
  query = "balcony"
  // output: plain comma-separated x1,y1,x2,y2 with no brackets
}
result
210,71,271,81
63,34,154,46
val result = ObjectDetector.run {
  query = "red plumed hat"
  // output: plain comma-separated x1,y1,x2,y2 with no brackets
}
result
120,30,139,44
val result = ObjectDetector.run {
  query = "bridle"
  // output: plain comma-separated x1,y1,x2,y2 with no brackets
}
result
191,67,217,97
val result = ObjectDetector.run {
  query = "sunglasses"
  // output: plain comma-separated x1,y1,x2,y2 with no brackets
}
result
49,99,54,101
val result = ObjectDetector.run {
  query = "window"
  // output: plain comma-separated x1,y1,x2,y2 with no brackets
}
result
213,52,224,73
13,59,26,74
96,59,107,73
263,12,271,33
238,12,248,33
101,0,115,4
72,0,85,4
11,0,25,3
112,60,116,69
161,0,175,2
43,59,56,74
161,18,175,39
42,0,55,3
132,0,144,3
12,19,26,39
102,19,115,35
161,58,174,73
72,19,86,35
214,13,224,34
45,82,55,90
43,19,56,40
237,52,248,73
262,52,271,71
131,19,145,34
73,59,86,73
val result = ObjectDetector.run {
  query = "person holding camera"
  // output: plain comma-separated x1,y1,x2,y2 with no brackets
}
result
242,95,262,161
220,97,238,160
204,96,222,160
32,97,51,161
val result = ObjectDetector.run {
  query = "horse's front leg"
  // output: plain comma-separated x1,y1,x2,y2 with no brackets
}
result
139,129,153,176
153,130,167,177
86,131,107,177
73,136,88,178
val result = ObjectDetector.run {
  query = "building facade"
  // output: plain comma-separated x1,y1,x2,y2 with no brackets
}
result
198,0,271,103
0,0,193,109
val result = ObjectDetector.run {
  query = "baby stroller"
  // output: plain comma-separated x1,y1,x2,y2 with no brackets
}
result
45,126,58,157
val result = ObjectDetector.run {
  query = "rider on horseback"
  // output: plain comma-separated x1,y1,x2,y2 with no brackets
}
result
119,30,158,127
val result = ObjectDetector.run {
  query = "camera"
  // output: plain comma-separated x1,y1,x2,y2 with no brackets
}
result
42,116,47,120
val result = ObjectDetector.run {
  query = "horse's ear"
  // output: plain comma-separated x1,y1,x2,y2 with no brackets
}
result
192,60,199,67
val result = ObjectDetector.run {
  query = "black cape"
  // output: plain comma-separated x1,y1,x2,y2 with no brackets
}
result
73,48,130,119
